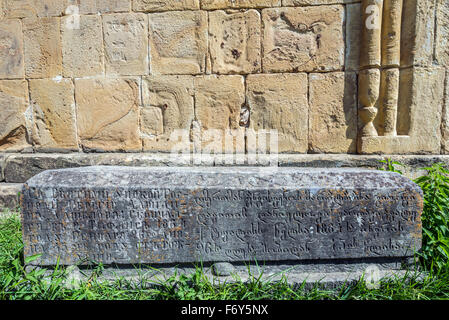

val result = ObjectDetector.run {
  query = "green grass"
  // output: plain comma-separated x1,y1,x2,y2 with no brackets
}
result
380,159,449,273
1,161,449,300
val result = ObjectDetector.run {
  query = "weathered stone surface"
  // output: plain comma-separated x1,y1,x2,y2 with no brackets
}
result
208,10,261,74
399,67,445,152
4,153,449,183
0,19,24,79
194,75,245,153
0,1,5,20
62,15,104,77
377,68,400,137
4,0,66,18
0,183,21,209
246,73,308,153
68,0,130,14
201,0,280,9
103,13,148,76
262,6,344,72
401,0,436,67
0,154,6,182
309,72,357,154
29,79,78,152
148,11,207,75
360,67,446,154
358,68,381,138
436,0,449,66
29,265,420,290
1,152,234,183
283,0,353,4
360,0,382,69
133,0,199,11
212,262,236,276
23,17,62,78
4,0,130,17
141,75,194,152
381,0,402,68
0,80,30,152
442,70,449,154
75,78,141,152
345,3,360,72
4,153,94,183
21,166,422,266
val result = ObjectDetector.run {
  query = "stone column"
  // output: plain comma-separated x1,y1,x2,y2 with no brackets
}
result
359,69,381,137
359,0,383,137
359,0,403,138
380,0,402,137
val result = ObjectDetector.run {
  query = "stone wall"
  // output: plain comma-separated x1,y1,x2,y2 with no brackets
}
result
0,1,449,201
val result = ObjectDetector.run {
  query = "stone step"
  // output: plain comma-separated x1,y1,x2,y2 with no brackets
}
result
0,183,22,211
1,152,449,183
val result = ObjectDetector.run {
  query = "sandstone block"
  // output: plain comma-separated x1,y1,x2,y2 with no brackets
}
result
345,3,360,72
103,13,148,76
0,80,30,152
262,6,344,73
201,0,280,9
360,67,446,154
309,72,357,154
67,0,130,14
62,15,104,77
283,0,353,4
4,0,65,18
0,1,4,20
398,67,445,153
148,11,207,75
436,0,449,66
133,0,199,11
246,73,308,153
401,0,436,67
29,79,77,152
23,17,62,78
208,10,261,74
0,19,24,79
75,78,141,152
194,75,245,153
141,75,194,152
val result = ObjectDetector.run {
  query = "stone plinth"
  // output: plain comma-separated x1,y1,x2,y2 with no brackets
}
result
20,167,422,267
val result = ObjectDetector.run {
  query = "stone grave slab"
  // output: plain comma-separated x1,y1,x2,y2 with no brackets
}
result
20,166,423,271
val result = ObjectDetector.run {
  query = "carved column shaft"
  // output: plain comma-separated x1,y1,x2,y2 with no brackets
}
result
359,69,381,137
360,0,383,137
361,0,383,69
382,0,402,67
379,68,400,136
381,0,402,136
359,0,402,138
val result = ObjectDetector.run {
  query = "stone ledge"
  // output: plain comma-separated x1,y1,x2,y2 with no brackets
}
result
0,183,22,210
26,263,424,291
2,153,449,183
